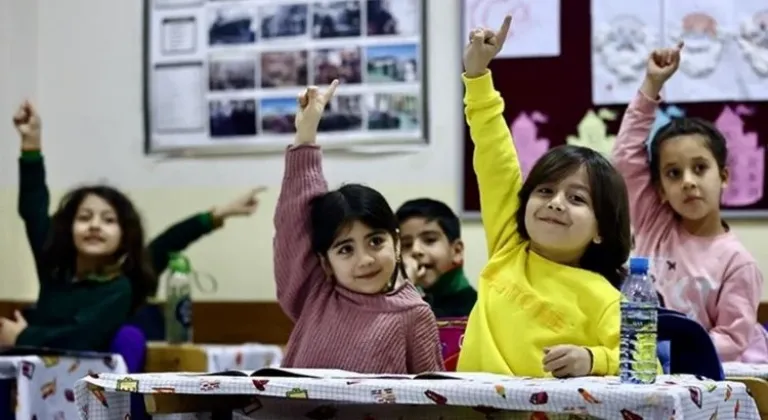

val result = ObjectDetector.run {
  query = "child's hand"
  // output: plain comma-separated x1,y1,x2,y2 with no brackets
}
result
542,345,592,378
463,15,512,78
12,101,41,151
212,187,267,221
403,255,426,285
294,80,339,145
643,42,684,97
0,310,27,347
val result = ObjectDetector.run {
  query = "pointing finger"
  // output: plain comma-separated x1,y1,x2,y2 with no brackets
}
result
496,15,512,48
322,79,339,103
251,186,267,196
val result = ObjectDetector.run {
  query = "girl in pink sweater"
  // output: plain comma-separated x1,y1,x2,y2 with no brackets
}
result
612,43,768,363
273,80,444,374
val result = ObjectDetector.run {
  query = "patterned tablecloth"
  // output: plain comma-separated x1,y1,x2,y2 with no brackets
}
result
203,344,283,372
74,372,759,420
723,362,768,379
0,354,126,420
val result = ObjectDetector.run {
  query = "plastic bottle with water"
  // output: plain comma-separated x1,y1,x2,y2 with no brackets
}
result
620,257,659,384
165,253,193,344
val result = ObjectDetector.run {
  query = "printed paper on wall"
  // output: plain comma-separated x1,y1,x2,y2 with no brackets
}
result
663,0,740,103
591,0,662,105
463,0,560,59
735,2,768,100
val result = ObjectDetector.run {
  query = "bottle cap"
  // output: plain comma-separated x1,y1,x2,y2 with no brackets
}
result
628,257,649,275
168,253,192,274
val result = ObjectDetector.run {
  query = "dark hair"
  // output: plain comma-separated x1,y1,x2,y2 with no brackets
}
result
42,185,157,311
395,198,461,242
515,145,631,288
649,117,728,186
310,184,406,277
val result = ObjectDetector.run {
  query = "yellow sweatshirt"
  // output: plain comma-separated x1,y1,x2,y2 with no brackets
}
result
456,71,623,377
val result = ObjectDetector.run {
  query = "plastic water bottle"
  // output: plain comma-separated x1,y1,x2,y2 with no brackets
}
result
165,253,193,344
620,257,659,384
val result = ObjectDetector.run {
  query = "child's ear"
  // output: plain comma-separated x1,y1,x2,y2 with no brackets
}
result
318,254,333,277
656,184,668,204
451,239,465,266
720,167,729,189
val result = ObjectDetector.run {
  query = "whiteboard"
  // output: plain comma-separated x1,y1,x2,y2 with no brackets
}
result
143,0,428,155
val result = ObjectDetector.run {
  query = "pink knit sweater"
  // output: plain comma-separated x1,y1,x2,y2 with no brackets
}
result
273,144,445,374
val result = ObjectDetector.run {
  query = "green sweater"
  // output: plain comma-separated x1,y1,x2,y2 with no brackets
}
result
423,267,477,318
17,152,218,351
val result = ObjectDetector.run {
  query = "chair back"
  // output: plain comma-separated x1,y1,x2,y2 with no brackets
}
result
657,308,724,380
437,317,467,370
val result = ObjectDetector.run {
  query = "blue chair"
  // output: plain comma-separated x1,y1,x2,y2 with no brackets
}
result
657,307,724,380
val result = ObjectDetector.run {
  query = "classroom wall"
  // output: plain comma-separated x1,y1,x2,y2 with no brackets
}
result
1,0,768,302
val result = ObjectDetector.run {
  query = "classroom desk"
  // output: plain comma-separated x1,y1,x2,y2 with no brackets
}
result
723,362,768,418
74,371,760,419
144,342,282,373
0,353,126,420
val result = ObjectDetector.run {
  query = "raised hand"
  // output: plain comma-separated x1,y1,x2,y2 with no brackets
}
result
212,187,267,221
12,101,41,151
463,15,512,78
294,80,339,145
643,42,684,96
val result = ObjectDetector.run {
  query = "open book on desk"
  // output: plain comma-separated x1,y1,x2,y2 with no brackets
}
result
207,367,511,381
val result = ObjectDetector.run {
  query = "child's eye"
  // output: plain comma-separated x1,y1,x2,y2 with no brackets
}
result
338,245,353,255
694,164,708,173
536,187,553,195
569,194,587,204
665,169,680,179
370,236,385,247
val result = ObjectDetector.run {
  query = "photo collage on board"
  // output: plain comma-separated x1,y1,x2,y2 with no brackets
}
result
203,0,422,143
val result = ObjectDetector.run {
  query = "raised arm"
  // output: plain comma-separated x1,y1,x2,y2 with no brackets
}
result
611,44,683,235
463,16,521,256
273,81,338,322
147,189,264,276
14,102,51,277
710,263,764,361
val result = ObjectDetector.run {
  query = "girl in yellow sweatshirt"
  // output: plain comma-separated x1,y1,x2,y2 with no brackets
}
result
458,17,632,378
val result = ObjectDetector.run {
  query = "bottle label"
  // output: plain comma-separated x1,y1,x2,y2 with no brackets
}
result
175,296,192,328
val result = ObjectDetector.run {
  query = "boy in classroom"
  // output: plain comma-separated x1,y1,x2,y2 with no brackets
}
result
396,198,477,318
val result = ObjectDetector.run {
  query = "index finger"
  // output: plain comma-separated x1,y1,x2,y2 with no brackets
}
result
322,79,339,103
252,186,268,195
496,15,512,48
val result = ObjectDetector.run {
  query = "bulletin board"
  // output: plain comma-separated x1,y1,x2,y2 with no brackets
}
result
142,0,429,156
461,0,768,218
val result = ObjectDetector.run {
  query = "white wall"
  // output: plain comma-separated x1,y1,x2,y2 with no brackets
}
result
1,0,768,301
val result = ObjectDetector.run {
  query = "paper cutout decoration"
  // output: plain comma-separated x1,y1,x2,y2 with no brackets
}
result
647,105,686,153
715,105,764,207
566,109,617,156
510,111,550,178
669,12,726,79
593,16,656,83
737,10,768,77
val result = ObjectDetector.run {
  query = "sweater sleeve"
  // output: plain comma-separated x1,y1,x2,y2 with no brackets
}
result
463,71,522,257
406,305,445,374
16,281,132,351
17,151,51,278
273,145,331,322
147,212,220,277
610,91,674,236
586,298,621,376
710,263,764,361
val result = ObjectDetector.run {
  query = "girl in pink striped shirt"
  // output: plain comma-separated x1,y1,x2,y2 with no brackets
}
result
612,43,768,363
273,81,444,374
